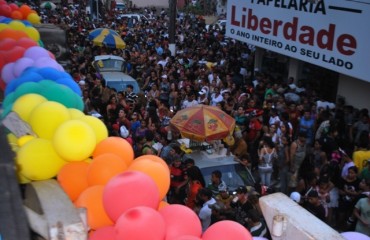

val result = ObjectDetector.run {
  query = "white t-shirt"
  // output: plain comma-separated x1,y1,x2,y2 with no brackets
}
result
199,198,216,232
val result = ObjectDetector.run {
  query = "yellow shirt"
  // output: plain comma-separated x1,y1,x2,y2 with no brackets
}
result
353,150,370,172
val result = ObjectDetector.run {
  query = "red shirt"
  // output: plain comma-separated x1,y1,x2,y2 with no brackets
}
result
247,118,262,142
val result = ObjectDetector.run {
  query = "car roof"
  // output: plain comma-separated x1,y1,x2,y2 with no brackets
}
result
184,151,237,169
94,55,124,62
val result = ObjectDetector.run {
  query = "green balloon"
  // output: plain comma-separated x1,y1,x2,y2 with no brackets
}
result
2,92,16,109
40,81,81,109
14,82,43,101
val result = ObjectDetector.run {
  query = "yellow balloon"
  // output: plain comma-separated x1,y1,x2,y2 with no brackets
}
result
7,133,19,152
24,27,40,42
68,108,85,119
8,20,26,31
17,173,31,184
53,120,96,162
17,135,35,147
17,138,66,180
78,115,108,144
27,13,41,25
12,93,47,122
28,101,71,139
0,23,10,31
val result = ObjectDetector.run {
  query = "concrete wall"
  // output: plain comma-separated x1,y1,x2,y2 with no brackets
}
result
337,75,370,110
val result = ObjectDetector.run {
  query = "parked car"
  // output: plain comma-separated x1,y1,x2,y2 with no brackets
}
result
205,19,227,32
183,150,255,192
92,55,140,94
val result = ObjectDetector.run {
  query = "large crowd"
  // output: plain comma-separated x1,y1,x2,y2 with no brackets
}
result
36,1,370,238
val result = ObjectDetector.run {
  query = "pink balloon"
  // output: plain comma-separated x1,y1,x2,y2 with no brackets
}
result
103,171,160,222
159,204,202,240
13,57,34,77
202,220,253,240
115,206,166,240
89,226,116,240
173,236,202,240
23,46,51,60
2,62,16,83
341,231,370,240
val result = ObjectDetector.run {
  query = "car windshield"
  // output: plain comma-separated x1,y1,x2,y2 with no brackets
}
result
200,164,255,191
94,58,124,72
106,81,140,93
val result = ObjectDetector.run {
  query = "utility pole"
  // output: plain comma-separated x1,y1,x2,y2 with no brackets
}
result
168,0,177,56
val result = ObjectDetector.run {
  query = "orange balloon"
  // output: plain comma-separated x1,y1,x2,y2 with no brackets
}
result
57,161,90,202
158,200,169,210
0,29,28,40
93,137,134,167
75,185,114,230
134,155,170,174
19,5,32,18
11,10,23,20
87,153,128,186
128,159,171,200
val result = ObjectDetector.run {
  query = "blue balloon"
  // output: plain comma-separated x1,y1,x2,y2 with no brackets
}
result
36,67,64,80
0,17,12,24
5,72,44,96
21,20,32,26
55,78,82,96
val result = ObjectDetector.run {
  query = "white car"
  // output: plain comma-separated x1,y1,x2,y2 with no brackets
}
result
205,19,227,32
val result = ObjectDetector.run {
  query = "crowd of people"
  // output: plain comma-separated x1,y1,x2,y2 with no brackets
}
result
36,1,370,237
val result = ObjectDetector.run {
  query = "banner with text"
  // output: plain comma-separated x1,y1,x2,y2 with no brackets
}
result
226,0,370,82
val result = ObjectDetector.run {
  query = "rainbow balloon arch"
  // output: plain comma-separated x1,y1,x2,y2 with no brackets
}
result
0,1,254,239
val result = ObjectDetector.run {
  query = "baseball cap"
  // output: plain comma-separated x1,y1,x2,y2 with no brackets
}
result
307,190,319,198
199,89,207,95
236,186,248,194
290,192,301,203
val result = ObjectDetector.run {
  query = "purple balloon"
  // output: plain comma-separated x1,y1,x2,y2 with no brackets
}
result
34,57,62,70
341,232,370,240
13,57,34,78
1,62,16,84
23,46,51,61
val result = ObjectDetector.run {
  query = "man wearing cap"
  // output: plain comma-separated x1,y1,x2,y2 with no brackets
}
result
230,186,254,228
198,188,216,232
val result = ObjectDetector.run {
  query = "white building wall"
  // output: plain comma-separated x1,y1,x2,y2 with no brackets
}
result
337,75,370,110
131,0,168,8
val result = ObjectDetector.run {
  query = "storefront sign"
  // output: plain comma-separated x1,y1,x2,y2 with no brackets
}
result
226,0,370,82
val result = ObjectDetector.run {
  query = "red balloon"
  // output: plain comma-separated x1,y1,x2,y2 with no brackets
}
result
159,204,202,240
202,220,253,240
0,4,11,17
4,46,26,63
17,37,38,49
89,226,116,240
103,171,160,222
115,206,166,240
11,10,23,20
0,39,17,50
0,0,7,5
0,79,5,91
8,3,19,11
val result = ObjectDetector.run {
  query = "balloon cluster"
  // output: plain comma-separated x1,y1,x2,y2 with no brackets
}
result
1,2,253,240
0,1,40,24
